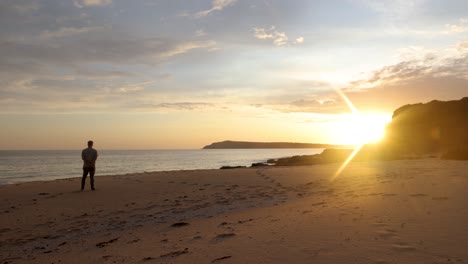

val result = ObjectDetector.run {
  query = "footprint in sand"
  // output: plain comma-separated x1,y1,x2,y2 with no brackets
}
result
211,256,232,263
0,228,11,234
127,238,140,244
432,196,449,201
95,237,119,248
409,193,428,197
212,233,236,243
237,218,254,224
375,229,398,239
171,222,190,228
391,242,416,252
159,248,189,258
311,202,326,206
102,255,113,260
373,260,391,264
379,180,393,184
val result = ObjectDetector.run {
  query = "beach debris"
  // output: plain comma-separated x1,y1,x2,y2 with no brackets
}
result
96,237,119,248
159,248,189,258
171,222,189,228
211,256,232,262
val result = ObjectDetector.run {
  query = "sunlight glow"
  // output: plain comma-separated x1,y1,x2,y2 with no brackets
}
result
334,113,391,145
331,90,391,180
334,89,391,145
336,89,359,114
331,144,363,182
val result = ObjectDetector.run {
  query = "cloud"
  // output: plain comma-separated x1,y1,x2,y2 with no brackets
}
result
456,39,468,51
343,48,468,112
356,0,424,22
0,1,223,115
193,0,237,18
295,37,305,44
0,34,217,67
444,18,468,33
38,26,105,40
194,29,207,37
74,0,112,8
159,41,217,57
253,27,304,46
284,99,346,113
137,102,215,111
446,24,466,33
11,1,40,14
253,27,288,46
246,40,468,115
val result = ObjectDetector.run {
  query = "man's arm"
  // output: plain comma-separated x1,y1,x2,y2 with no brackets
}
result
81,150,85,161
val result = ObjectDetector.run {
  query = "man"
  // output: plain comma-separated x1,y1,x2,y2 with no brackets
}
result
81,140,98,191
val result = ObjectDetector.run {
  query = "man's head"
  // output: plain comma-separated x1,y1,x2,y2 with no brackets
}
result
87,140,94,147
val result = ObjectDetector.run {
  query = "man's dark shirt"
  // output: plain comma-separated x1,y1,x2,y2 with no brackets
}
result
82,147,98,169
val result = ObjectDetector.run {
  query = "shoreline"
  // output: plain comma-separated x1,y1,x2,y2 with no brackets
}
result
0,148,324,185
2,159,468,263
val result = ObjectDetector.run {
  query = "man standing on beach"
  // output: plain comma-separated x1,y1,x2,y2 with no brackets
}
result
81,140,98,191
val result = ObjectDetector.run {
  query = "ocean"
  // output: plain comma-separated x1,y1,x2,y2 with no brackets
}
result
0,149,324,185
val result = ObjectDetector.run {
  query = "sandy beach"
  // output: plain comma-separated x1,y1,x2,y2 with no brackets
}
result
2,159,468,263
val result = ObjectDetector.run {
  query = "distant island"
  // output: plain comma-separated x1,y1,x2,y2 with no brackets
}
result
203,140,350,149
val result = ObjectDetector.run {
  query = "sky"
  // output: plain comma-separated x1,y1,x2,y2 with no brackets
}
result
1,0,468,150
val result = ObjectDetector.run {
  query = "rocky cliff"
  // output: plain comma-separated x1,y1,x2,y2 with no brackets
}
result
380,97,468,158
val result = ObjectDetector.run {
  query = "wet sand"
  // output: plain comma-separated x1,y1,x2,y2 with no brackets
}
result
1,158,468,263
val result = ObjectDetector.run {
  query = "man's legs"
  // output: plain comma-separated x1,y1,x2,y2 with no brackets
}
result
81,168,89,190
90,168,95,190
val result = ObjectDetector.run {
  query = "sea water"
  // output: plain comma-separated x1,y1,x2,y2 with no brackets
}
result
0,149,323,184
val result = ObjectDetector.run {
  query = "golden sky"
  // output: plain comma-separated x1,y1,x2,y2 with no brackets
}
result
1,0,467,149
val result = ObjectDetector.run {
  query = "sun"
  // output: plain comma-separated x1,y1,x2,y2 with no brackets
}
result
326,89,392,145
333,112,391,145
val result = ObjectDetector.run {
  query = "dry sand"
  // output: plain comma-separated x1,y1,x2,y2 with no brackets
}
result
1,158,468,263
